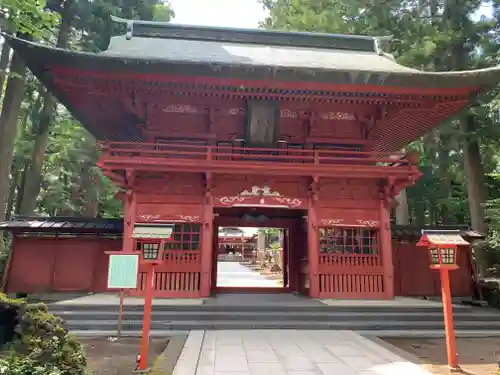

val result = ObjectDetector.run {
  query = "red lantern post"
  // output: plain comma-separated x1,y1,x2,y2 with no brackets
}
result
133,224,174,371
417,230,469,372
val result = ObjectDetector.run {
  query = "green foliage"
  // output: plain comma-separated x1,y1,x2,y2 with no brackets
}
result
0,294,87,375
4,0,174,220
75,0,174,51
0,0,60,38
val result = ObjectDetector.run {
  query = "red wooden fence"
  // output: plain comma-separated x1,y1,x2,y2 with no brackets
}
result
318,254,385,298
317,227,386,298
130,251,202,298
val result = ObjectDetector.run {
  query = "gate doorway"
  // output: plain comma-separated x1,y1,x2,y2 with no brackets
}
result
212,207,307,295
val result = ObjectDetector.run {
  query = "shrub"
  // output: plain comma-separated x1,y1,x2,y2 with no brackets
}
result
0,293,87,375
479,280,500,308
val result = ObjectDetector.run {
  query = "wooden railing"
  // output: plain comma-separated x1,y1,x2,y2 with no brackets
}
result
319,253,382,269
318,253,385,298
99,141,417,170
131,250,202,297
162,251,200,267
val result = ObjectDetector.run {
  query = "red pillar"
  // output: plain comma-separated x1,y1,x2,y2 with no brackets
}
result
307,195,320,298
123,191,137,252
138,265,154,370
200,196,214,297
440,269,459,370
379,199,394,299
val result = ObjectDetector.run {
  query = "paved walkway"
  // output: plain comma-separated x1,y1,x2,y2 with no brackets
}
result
173,330,431,375
216,261,281,288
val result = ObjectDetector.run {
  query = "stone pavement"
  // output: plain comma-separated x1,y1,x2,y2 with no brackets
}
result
172,330,432,375
216,261,281,288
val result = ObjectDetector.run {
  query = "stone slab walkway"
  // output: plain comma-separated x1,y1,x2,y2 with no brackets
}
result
172,330,432,375
216,261,281,288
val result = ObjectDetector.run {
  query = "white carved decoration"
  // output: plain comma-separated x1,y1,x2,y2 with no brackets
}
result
356,220,380,227
319,219,345,226
225,107,245,116
274,197,303,208
138,214,160,221
239,185,282,197
218,186,302,208
163,104,198,113
320,112,356,121
218,196,246,206
280,109,298,118
179,215,200,222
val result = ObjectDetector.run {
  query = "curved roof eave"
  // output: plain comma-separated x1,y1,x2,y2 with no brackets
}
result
6,35,500,95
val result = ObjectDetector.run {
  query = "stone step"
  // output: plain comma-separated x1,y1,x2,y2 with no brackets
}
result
47,303,478,314
53,310,500,322
69,329,500,338
63,319,500,331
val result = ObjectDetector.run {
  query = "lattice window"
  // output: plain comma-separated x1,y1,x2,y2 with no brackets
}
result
163,224,201,251
440,247,455,264
319,227,379,255
135,242,160,258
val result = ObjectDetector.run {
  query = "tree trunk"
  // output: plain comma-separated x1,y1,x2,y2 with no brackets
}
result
82,169,101,217
460,115,488,274
0,52,27,222
18,2,74,215
0,38,12,108
5,165,20,221
438,132,452,224
395,189,410,225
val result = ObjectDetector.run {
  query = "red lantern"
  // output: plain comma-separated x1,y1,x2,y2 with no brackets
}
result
132,224,174,265
416,230,468,270
416,229,469,371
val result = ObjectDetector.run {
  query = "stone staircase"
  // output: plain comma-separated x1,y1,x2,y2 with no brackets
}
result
47,294,500,337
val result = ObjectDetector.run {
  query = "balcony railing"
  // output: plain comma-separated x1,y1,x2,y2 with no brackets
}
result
98,142,420,177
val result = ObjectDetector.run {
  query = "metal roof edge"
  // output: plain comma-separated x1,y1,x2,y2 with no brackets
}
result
110,15,380,52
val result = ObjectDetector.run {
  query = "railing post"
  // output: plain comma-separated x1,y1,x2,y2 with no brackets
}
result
207,146,212,161
314,150,319,164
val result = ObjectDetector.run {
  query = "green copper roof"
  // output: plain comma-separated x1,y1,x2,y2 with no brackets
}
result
5,19,500,149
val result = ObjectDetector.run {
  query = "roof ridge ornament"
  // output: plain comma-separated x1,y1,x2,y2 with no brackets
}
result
126,19,134,40
374,35,393,56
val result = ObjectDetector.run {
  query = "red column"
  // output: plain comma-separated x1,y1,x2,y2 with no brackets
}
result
379,199,394,299
138,265,155,370
307,196,320,298
122,191,137,252
441,269,459,370
200,196,214,297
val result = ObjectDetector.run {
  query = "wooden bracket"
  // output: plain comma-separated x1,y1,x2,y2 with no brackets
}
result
204,172,213,204
306,111,316,138
125,169,136,186
309,176,319,201
208,107,215,133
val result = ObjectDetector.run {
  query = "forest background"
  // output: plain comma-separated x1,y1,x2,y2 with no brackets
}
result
1,0,500,275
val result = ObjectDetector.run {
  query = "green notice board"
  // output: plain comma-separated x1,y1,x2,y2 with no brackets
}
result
107,254,139,289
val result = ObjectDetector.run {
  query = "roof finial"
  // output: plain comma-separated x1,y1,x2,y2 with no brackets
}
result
374,38,384,55
126,19,134,40
111,15,135,40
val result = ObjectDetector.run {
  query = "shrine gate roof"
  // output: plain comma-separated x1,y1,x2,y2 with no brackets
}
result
5,17,500,150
